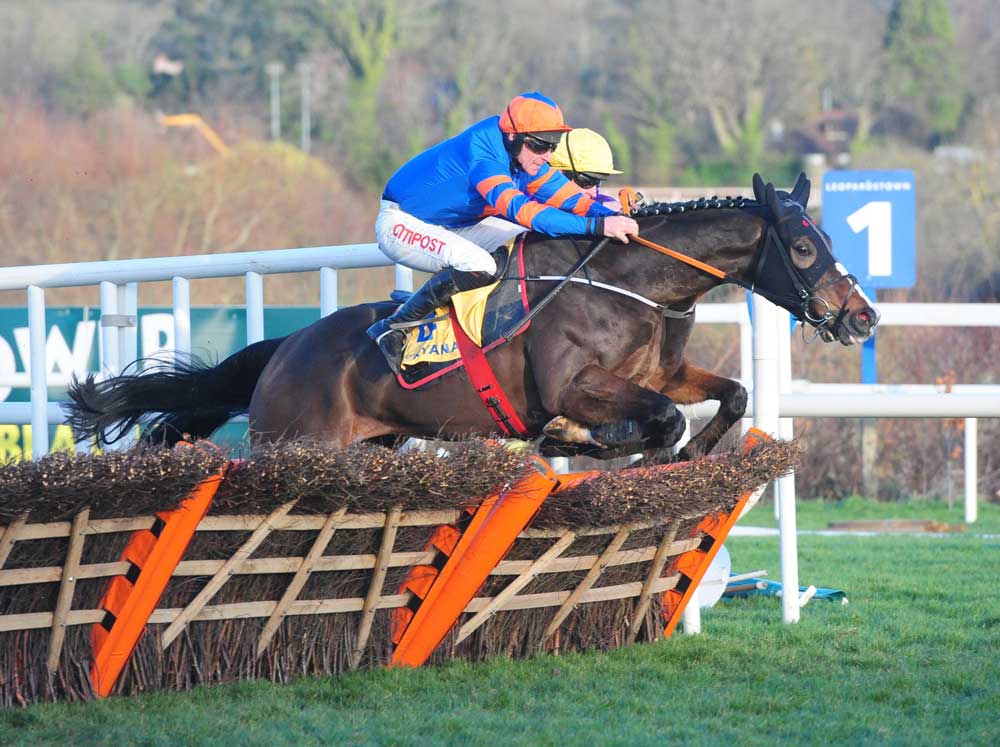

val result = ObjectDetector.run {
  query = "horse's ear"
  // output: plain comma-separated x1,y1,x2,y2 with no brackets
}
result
765,182,781,218
790,172,810,208
752,172,767,203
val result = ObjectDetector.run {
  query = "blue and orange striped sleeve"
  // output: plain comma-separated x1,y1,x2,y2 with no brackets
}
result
470,160,603,237
526,166,619,218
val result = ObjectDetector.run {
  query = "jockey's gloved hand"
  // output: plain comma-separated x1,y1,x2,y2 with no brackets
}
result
604,215,639,243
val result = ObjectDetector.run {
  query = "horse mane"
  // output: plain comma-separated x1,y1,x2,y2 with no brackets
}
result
630,195,757,217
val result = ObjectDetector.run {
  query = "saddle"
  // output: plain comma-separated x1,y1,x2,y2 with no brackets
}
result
396,240,530,390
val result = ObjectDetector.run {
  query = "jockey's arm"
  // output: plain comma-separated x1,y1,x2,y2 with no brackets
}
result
471,161,617,238
524,166,618,219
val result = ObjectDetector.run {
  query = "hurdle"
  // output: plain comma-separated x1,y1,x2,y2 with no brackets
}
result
0,432,793,704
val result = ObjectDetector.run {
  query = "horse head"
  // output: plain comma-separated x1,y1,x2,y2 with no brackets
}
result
750,172,879,344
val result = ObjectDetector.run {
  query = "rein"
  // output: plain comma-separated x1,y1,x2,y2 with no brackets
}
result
502,236,610,341
628,226,856,341
627,232,755,293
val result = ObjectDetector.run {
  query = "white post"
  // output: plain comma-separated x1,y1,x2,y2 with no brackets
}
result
266,62,283,141
740,311,753,435
776,308,796,518
27,285,49,458
752,295,799,624
298,62,312,154
118,283,139,363
245,271,265,344
172,277,191,361
121,282,138,369
964,417,977,524
99,281,121,376
320,267,339,316
115,282,140,449
681,600,701,635
395,264,414,292
550,456,569,474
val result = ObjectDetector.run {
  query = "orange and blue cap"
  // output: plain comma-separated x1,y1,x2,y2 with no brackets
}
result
499,92,572,142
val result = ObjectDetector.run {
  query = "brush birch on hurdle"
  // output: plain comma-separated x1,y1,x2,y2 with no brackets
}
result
542,525,633,643
626,519,681,645
457,530,577,643
351,505,402,669
0,513,29,572
47,508,90,673
161,499,298,648
256,506,349,658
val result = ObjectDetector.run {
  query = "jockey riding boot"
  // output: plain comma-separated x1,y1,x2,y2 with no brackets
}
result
366,269,462,375
367,266,499,375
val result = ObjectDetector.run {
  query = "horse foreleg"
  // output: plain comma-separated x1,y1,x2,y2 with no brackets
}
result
546,364,687,451
659,361,747,460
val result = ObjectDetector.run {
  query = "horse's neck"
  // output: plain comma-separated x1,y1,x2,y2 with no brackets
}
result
612,210,766,306
647,208,764,266
521,209,764,307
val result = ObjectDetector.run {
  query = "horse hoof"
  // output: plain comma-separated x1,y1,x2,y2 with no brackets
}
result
542,416,604,447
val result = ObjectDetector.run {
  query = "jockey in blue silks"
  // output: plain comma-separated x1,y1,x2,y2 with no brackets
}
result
367,91,638,374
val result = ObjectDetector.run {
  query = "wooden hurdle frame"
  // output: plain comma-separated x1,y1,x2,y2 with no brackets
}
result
0,431,770,701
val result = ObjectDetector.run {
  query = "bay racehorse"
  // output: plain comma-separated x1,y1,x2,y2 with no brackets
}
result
66,173,878,461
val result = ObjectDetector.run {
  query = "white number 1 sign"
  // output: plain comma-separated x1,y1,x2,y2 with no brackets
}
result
846,201,892,276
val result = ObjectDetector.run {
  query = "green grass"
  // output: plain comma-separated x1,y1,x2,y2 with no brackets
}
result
746,495,1000,534
3,511,999,746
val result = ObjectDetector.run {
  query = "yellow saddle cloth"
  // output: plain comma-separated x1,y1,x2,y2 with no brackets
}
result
400,280,499,369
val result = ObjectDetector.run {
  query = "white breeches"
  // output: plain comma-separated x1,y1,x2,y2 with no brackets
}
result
375,200,526,275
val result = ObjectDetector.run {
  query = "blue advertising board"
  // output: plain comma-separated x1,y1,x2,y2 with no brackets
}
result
821,169,916,288
0,307,321,459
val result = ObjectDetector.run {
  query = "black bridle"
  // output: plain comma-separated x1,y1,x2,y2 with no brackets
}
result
747,222,863,342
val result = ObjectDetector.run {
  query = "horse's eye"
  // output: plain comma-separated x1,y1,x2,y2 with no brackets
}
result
793,242,810,256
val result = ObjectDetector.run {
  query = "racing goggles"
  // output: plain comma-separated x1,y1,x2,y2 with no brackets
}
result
570,172,605,189
522,135,559,154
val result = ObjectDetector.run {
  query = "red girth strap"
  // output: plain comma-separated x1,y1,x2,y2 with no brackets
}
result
451,306,530,437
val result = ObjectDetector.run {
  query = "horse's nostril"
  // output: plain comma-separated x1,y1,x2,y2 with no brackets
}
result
851,308,878,335
859,308,875,324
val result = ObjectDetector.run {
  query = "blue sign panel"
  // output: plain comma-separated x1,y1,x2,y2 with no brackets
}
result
822,170,916,288
0,307,322,458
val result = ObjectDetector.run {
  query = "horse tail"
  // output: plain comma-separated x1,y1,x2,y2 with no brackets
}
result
64,337,286,448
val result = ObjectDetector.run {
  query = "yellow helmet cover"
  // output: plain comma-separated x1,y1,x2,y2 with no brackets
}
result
549,128,623,175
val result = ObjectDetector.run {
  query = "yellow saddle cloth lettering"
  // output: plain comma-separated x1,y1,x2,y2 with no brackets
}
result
401,280,499,369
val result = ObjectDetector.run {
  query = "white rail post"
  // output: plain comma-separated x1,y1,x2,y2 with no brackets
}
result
121,282,138,369
395,264,414,292
99,281,121,376
27,285,49,458
753,294,799,624
320,267,339,316
681,600,701,635
776,308,796,518
549,456,570,474
740,309,753,435
114,282,140,448
172,277,192,362
245,271,265,344
964,417,977,524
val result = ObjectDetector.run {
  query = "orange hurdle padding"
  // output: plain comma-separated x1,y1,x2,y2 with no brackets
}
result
660,428,770,637
390,523,464,644
90,464,227,697
391,457,559,667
